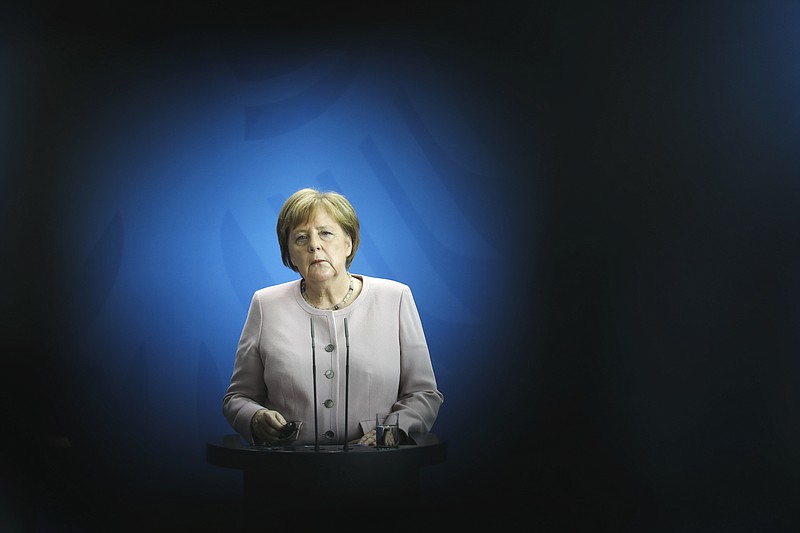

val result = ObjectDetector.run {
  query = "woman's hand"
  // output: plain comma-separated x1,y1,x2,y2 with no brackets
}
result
251,409,287,444
350,428,377,446
350,428,409,446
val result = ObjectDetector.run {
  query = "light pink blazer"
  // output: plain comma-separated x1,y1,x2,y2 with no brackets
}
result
223,275,443,444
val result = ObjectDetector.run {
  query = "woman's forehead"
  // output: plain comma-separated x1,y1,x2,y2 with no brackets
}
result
293,206,339,230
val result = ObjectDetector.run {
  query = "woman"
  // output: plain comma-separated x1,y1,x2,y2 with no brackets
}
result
223,188,443,446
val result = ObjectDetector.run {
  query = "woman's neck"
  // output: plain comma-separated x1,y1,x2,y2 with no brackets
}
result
302,272,353,310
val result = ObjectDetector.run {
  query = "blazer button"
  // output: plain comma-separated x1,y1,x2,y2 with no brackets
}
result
324,430,335,439
324,399,334,408
324,369,335,379
325,344,335,352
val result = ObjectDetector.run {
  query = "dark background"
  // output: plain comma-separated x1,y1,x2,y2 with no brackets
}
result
3,1,800,531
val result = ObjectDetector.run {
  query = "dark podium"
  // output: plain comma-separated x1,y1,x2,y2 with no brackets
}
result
207,433,446,508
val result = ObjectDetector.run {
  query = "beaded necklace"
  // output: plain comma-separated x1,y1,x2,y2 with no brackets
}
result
301,273,354,310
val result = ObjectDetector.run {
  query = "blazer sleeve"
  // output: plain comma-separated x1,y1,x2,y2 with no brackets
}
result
222,292,268,443
394,286,444,437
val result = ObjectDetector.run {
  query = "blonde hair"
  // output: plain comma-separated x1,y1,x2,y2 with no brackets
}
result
276,188,361,272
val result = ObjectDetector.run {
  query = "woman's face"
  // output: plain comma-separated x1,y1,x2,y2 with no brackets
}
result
288,208,352,283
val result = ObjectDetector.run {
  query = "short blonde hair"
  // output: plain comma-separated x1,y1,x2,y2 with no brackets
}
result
276,188,361,272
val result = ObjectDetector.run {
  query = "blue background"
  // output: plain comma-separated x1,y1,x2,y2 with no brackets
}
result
50,25,528,496
4,1,800,531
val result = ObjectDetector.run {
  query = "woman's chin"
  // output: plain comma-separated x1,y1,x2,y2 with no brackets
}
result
304,270,336,283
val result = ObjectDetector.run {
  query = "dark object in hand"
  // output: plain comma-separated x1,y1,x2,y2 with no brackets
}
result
278,421,302,441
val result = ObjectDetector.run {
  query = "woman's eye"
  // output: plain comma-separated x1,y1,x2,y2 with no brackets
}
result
296,235,308,243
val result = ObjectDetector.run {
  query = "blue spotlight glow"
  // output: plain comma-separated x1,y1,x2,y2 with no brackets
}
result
57,38,533,488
